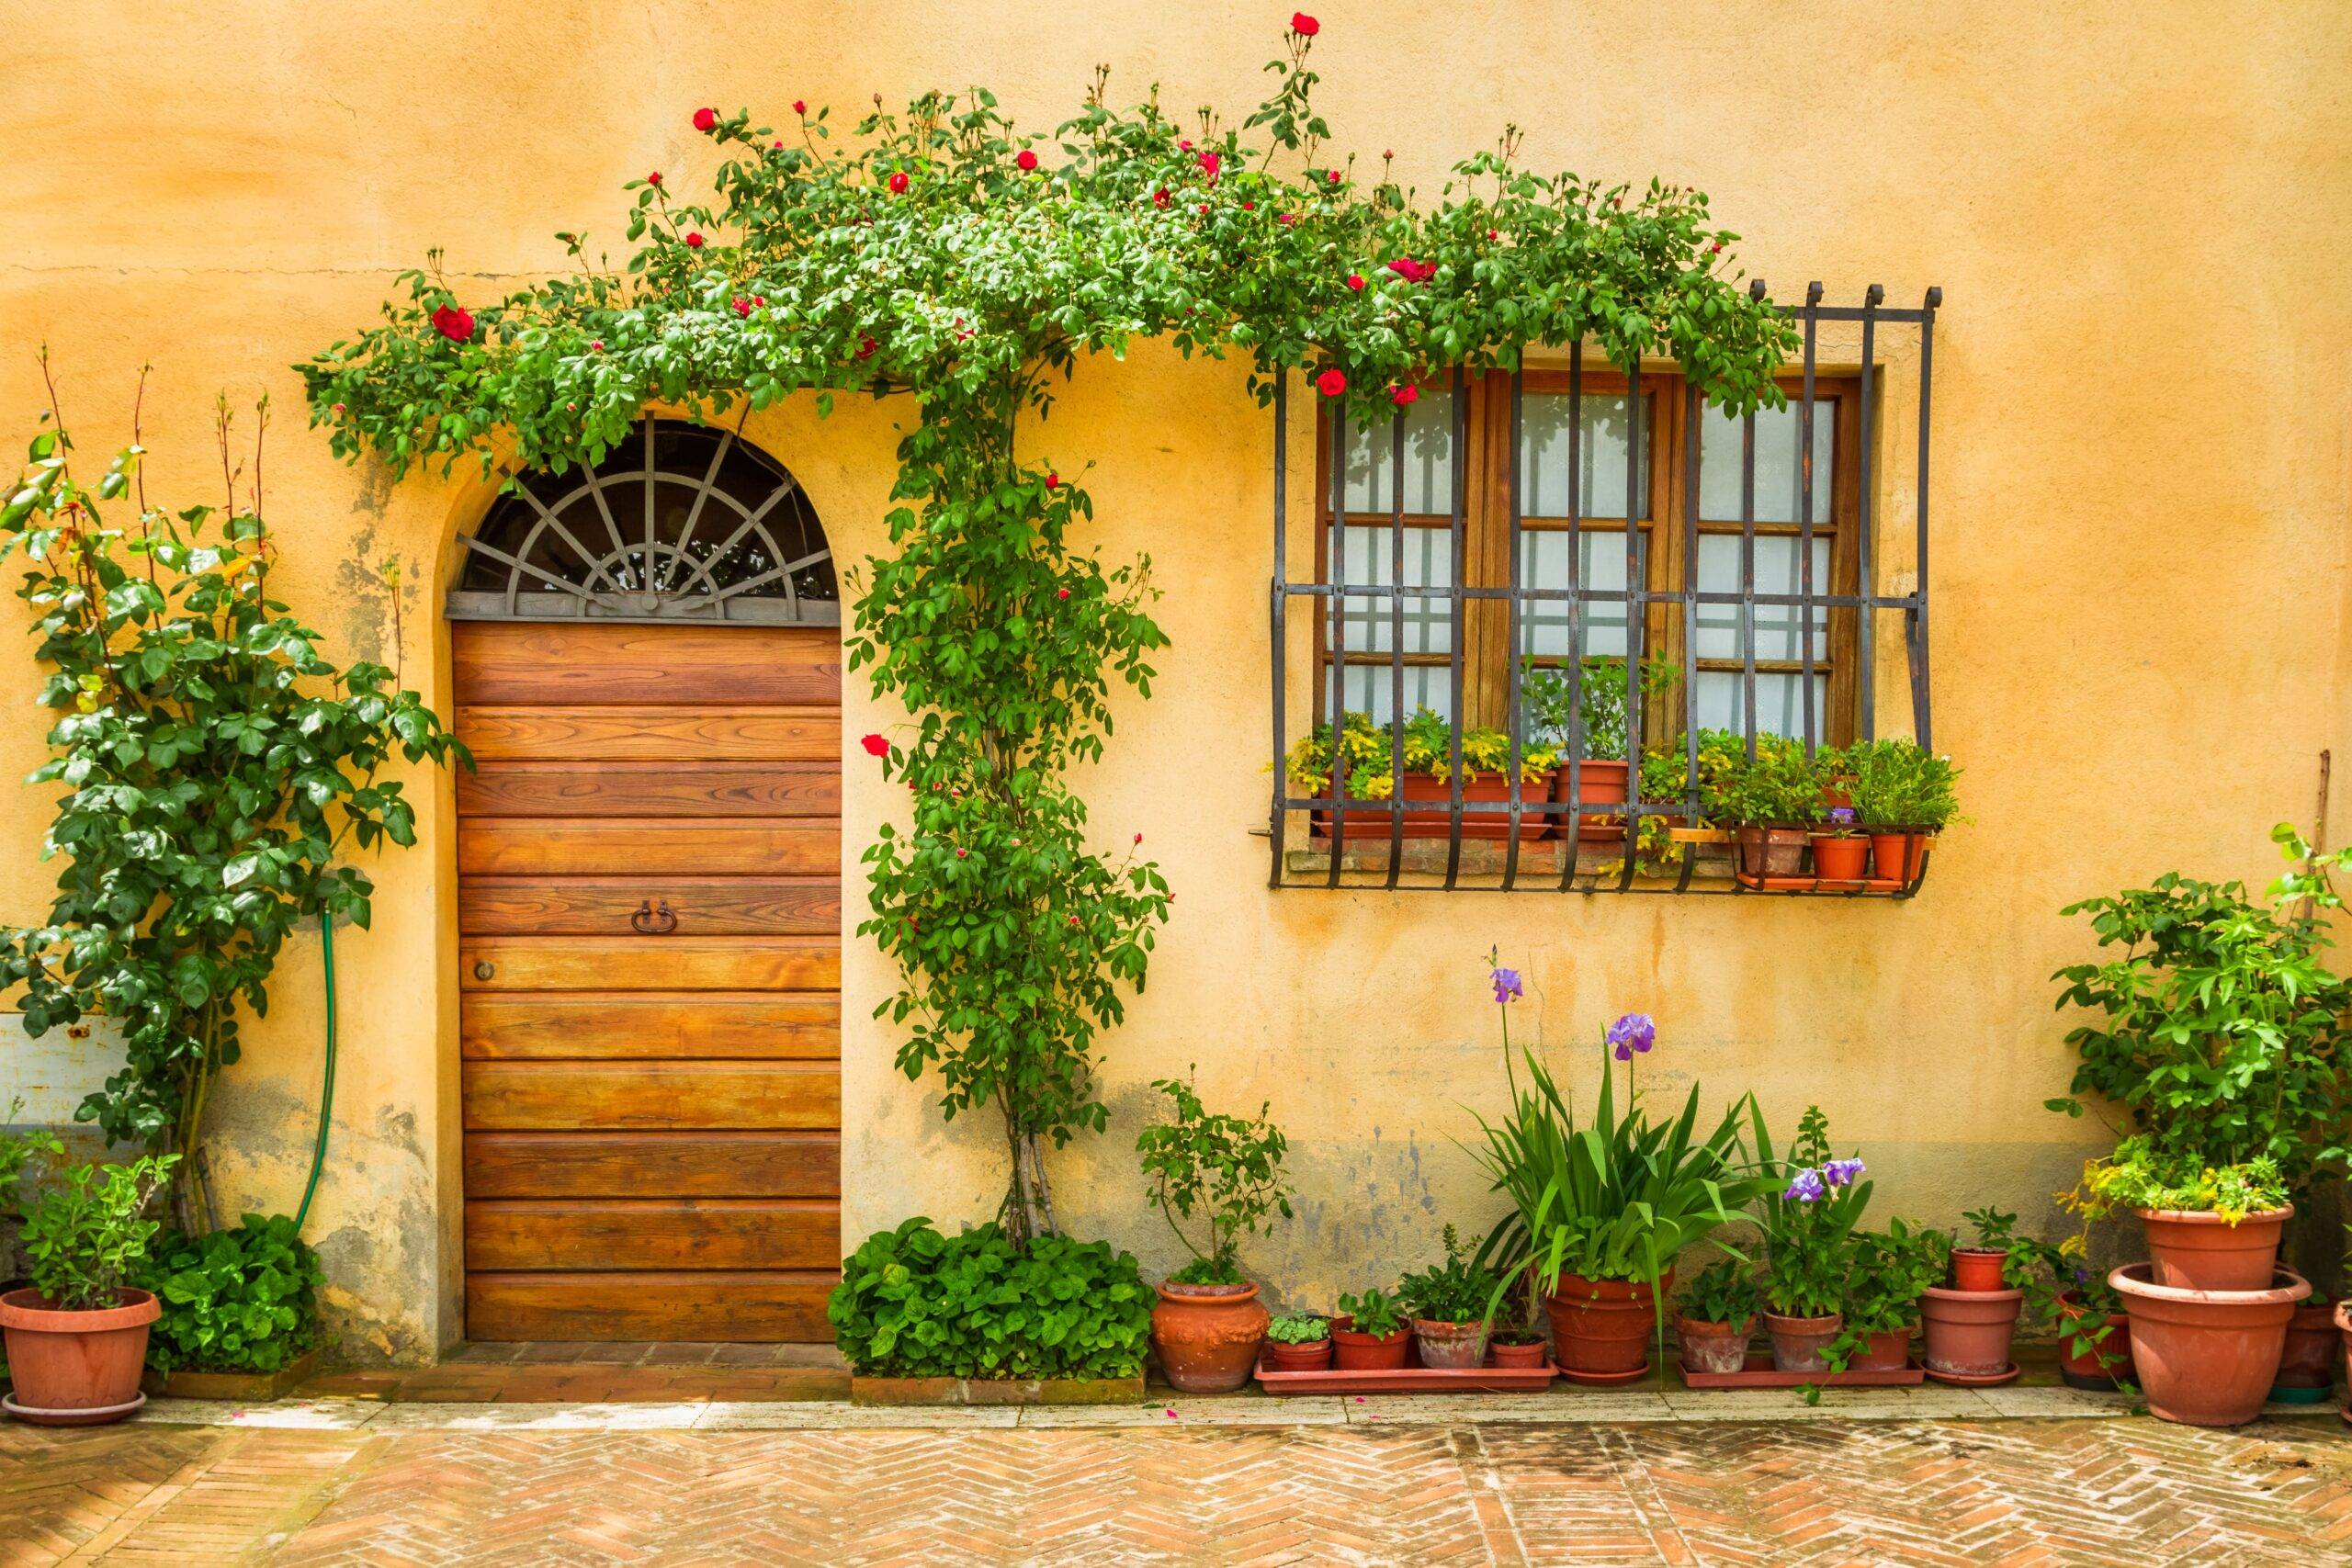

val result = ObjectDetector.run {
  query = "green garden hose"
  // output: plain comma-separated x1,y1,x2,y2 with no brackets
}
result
292,912,337,1234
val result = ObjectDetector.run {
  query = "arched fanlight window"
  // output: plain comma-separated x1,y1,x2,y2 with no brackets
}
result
447,419,838,625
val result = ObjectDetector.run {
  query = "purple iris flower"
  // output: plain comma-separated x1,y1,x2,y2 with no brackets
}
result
1606,1013,1655,1063
1782,1168,1826,1203
1822,1157,1866,1189
1491,966,1523,1005
1827,806,1857,827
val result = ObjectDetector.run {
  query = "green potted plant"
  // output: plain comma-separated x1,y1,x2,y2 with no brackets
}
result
1948,1205,2013,1292
1752,1106,1871,1372
1846,739,1959,884
1264,1312,1333,1372
1398,1225,1504,1369
1521,656,1674,843
139,1213,326,1396
1918,1210,2024,1382
1672,1260,1759,1375
1466,960,1778,1382
1136,1073,1294,1393
1285,708,1557,844
1838,1220,1947,1373
1711,737,1822,878
1330,1286,1408,1371
1,1153,175,1425
1811,805,1869,883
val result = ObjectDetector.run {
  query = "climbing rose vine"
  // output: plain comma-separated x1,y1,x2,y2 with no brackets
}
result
299,17,1797,1242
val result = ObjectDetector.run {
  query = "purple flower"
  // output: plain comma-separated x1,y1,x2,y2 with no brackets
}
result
1491,966,1523,1005
1827,806,1857,827
1823,1157,1866,1189
1782,1168,1826,1203
1606,1013,1655,1058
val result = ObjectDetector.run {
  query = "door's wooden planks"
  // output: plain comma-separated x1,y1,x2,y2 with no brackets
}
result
465,1198,839,1270
462,993,839,1060
457,705,839,762
452,623,841,706
466,1271,836,1341
459,877,839,936
465,1131,842,1199
462,1061,840,1131
459,761,841,818
457,818,839,877
461,937,839,992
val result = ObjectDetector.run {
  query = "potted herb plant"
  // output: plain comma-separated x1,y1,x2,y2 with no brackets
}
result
1136,1074,1293,1393
2,1153,175,1426
1330,1287,1409,1371
1918,1210,2025,1382
1398,1225,1501,1369
1672,1260,1758,1375
1752,1106,1870,1372
1466,961,1777,1383
1264,1313,1333,1372
1285,708,1558,843
1838,1220,1945,1373
1712,737,1822,878
1521,656,1674,843
1846,738,1960,883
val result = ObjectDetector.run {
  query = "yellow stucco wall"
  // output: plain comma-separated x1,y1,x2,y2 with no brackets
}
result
2,1,2347,1359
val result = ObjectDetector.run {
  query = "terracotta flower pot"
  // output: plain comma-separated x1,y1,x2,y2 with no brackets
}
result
1319,773,1548,844
1265,1337,1333,1372
1850,1324,1917,1373
1810,834,1868,881
1675,1315,1753,1376
2336,1301,2352,1426
1920,1286,2023,1378
2272,1298,2336,1392
1488,1338,1549,1370
1546,1271,1668,1376
1868,830,1926,884
1328,1314,1409,1371
1948,1247,2007,1293
2055,1292,2134,1390
1548,759,1630,844
1412,1318,1489,1369
2134,1206,2291,1292
1736,826,1808,878
1761,1309,1844,1373
1150,1281,1269,1393
2111,1262,2306,1427
0,1287,161,1426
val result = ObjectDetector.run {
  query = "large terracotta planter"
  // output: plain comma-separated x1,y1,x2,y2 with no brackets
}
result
1317,773,1548,844
1849,1324,1917,1373
1549,760,1630,843
1920,1287,2022,1378
1411,1318,1488,1370
1264,1337,1333,1372
1760,1309,1843,1373
2272,1298,2336,1393
1546,1271,1668,1376
2055,1292,2133,1390
1674,1315,1753,1376
1150,1282,1268,1393
0,1287,161,1427
1735,825,1808,878
2134,1206,2290,1292
1328,1314,1409,1371
2111,1263,2307,1427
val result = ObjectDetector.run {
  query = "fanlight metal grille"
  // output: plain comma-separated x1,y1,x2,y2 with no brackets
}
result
448,419,838,625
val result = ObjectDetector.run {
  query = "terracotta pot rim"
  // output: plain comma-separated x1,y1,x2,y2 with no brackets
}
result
0,1287,161,1334
1674,1314,1753,1338
2131,1205,2293,1227
1759,1309,1842,1332
1155,1280,1258,1303
1922,1285,2024,1305
2109,1262,2308,1309
1329,1326,1408,1347
1950,1247,2006,1258
1412,1317,1490,1337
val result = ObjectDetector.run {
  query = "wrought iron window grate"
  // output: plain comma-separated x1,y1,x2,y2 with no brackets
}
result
448,418,838,625
1267,284,1942,894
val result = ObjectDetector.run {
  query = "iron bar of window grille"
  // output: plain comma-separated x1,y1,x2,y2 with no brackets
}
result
1558,344,1586,892
1799,282,1821,757
1616,362,1642,893
1503,369,1527,888
1912,288,1941,750
1444,367,1468,889
1325,400,1347,889
1740,286,1763,763
1269,372,1289,888
1857,286,1881,741
1680,380,1703,886
1385,406,1407,889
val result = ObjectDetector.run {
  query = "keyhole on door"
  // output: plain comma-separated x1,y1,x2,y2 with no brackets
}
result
473,960,495,981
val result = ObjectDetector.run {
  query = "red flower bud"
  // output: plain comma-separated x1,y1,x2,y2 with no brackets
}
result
1487,229,1499,241
1153,187,1170,209
684,231,706,248
1711,241,1724,253
732,297,752,318
888,171,909,194
1179,138,1193,151
589,339,605,352
1292,12,1319,36
648,171,662,186
1276,212,1296,225
1345,273,1365,290
856,334,876,361
1198,151,1220,181
1045,472,1059,490
1240,200,1255,211
693,107,718,132
1057,587,1070,600
1134,832,1143,844
431,305,474,343
331,401,345,415
1015,149,1038,172
1328,170,1341,185
1316,367,1347,398
793,99,808,115
1197,202,1210,214
1068,914,1080,928
860,733,889,757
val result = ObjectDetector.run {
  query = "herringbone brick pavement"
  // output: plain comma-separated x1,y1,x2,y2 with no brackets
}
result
4,1416,2347,1566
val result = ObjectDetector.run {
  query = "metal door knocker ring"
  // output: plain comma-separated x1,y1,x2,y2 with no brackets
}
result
630,897,678,935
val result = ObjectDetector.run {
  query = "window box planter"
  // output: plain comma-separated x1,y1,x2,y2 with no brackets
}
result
1549,761,1630,843
849,1374,1148,1406
1314,774,1550,844
140,1347,320,1404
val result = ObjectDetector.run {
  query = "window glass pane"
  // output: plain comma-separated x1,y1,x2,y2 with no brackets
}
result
1341,387,1457,514
1516,531,1640,659
1698,398,1834,523
1339,665,1452,727
1521,393,1649,519
1693,535,1828,660
1337,525,1453,656
1694,671,1830,739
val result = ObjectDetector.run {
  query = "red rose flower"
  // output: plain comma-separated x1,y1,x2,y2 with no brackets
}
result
1386,257,1417,279
773,140,784,150
792,99,808,115
684,231,705,248
647,171,662,186
1711,241,1724,253
1179,138,1193,151
1056,587,1070,600
1196,202,1210,214
860,733,889,757
693,107,718,132
1198,151,1220,181
1316,368,1347,398
1328,170,1341,185
589,339,605,352
431,305,474,343
1392,383,1419,407
733,298,752,317
1015,149,1038,171
1045,472,1059,490
1345,272,1365,290
1487,228,1500,241
888,171,909,194
856,334,876,360
1292,12,1318,35
1241,200,1255,211
753,294,765,307
330,401,345,415
1153,187,1170,209
1276,212,1296,225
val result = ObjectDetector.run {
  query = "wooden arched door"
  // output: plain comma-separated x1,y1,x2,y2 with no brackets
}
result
451,421,842,1341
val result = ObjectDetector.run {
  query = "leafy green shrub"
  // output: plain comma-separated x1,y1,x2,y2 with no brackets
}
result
1266,1313,1329,1345
1675,1261,1758,1327
1136,1073,1292,1286
1708,739,1822,828
827,1218,1151,1380
140,1213,323,1374
17,1154,175,1311
1336,1287,1406,1338
1398,1225,1501,1325
1840,1220,1945,1337
1844,739,1960,830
